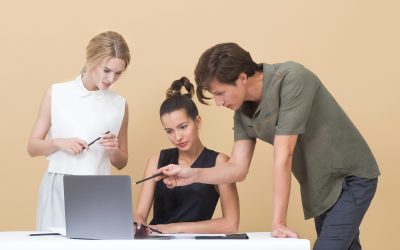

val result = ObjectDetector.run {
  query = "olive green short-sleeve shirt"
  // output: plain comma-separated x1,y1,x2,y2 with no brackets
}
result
234,62,380,219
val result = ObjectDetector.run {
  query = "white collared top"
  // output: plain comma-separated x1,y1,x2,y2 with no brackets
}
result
47,75,126,175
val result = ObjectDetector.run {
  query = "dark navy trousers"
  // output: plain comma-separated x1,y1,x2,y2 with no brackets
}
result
313,176,378,250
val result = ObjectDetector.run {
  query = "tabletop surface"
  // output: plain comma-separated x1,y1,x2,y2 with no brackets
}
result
0,231,310,250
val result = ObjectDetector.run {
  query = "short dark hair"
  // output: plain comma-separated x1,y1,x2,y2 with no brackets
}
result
160,76,199,120
194,43,261,104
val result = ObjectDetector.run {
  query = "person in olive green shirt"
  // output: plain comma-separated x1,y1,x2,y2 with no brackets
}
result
155,43,380,250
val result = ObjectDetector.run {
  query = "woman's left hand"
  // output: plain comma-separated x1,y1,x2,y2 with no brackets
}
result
98,132,119,152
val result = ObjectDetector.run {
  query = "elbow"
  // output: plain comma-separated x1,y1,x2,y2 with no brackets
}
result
111,153,128,170
236,167,249,182
27,148,34,157
223,218,240,234
27,143,36,157
229,221,240,234
113,162,127,170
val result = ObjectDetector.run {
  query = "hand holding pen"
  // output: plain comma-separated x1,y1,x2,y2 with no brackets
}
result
87,131,120,152
54,131,111,155
53,137,88,155
87,131,110,147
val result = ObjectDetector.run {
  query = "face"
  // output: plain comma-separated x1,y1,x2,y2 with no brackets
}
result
161,109,201,151
86,57,126,90
207,75,247,110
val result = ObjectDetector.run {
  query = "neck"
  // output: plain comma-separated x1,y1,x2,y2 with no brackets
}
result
245,71,264,103
178,141,204,166
81,73,99,91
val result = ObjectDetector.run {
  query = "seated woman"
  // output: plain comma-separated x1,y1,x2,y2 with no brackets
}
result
134,77,239,234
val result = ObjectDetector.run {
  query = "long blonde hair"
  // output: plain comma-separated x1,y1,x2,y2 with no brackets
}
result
82,31,131,73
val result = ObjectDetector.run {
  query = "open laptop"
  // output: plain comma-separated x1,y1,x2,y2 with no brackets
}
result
63,175,134,240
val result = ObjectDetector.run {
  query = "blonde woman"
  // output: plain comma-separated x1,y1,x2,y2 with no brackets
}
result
28,31,131,230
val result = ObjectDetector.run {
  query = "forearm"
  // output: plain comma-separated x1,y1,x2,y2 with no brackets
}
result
272,137,295,227
272,161,292,227
27,138,59,157
109,149,128,170
195,162,248,185
169,217,239,234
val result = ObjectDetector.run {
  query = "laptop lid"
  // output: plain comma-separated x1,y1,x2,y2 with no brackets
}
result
64,175,134,240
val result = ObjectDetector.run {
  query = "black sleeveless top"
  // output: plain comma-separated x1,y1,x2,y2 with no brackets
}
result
149,147,220,225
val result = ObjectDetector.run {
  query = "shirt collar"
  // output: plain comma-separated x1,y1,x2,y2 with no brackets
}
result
75,74,109,99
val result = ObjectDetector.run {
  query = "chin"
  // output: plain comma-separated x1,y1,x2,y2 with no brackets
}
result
179,144,191,151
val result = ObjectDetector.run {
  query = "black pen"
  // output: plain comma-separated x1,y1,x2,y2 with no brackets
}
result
87,131,110,147
132,173,164,185
29,233,61,236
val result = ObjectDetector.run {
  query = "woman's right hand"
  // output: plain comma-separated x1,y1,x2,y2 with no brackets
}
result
154,164,197,188
53,138,88,155
134,215,150,236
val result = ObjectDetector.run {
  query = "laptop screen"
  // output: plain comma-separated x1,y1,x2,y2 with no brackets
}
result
64,175,134,240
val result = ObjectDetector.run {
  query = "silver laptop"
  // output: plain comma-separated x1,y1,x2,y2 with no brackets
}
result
63,175,134,240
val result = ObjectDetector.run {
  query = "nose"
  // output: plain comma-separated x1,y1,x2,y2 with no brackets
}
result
105,73,116,84
175,131,183,142
214,96,224,106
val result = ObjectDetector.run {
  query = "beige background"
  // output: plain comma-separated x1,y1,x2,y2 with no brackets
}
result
0,0,399,248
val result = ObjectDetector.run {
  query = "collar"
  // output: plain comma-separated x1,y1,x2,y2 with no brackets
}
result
75,75,109,99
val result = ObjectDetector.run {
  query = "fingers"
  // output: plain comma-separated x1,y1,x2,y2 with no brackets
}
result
149,225,162,234
66,138,87,154
99,133,118,150
271,227,299,238
75,138,88,150
163,177,177,189
153,164,176,181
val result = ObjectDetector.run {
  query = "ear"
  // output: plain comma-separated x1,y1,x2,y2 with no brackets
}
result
195,115,202,129
237,72,248,85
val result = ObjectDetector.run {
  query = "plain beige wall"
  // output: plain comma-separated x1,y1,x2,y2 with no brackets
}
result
0,0,399,248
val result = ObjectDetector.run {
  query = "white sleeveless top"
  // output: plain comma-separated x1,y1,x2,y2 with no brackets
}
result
47,75,126,175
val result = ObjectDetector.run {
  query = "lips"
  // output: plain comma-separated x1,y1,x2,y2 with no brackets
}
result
177,142,188,148
101,82,112,89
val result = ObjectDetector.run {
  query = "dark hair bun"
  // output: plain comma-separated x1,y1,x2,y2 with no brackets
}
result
166,77,194,99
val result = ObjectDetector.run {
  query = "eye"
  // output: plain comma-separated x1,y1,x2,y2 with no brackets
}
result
104,68,111,73
179,125,188,130
165,130,173,134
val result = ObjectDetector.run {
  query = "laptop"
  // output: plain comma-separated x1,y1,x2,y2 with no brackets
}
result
63,175,134,240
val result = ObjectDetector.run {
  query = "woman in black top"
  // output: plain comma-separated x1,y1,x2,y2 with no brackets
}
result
134,77,239,234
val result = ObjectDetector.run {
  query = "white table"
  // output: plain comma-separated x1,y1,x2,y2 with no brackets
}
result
0,231,310,250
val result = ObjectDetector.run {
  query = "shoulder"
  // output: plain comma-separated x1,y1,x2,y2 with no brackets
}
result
280,62,320,83
146,152,161,170
160,148,178,155
273,62,321,93
52,77,77,88
274,61,305,74
148,152,161,164
50,78,79,96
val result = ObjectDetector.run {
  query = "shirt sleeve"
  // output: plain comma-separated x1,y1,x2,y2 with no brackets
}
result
233,111,255,141
275,66,320,135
